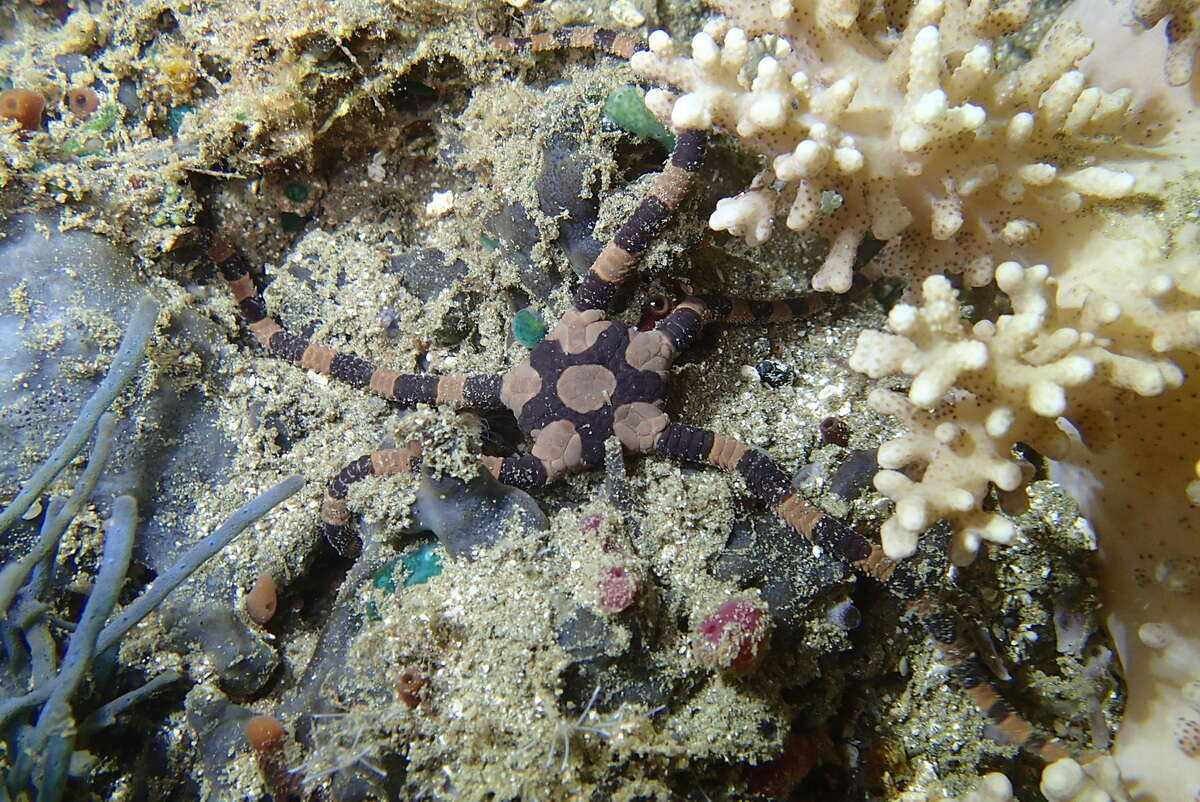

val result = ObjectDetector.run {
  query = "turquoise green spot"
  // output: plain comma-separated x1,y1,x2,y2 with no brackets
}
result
280,212,305,233
819,190,844,214
512,306,547,347
284,182,309,203
372,560,398,594
603,85,675,150
0,77,11,92
480,234,499,250
168,104,193,135
365,600,381,621
401,543,442,586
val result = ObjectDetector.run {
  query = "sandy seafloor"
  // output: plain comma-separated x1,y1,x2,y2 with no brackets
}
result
0,1,1125,799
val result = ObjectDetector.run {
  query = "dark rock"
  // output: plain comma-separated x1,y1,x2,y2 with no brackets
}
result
117,81,141,119
384,247,468,303
409,469,549,559
183,685,255,799
0,213,235,578
711,514,847,631
557,606,627,660
828,450,879,500
485,202,561,302
757,359,794,388
161,602,278,699
537,132,604,277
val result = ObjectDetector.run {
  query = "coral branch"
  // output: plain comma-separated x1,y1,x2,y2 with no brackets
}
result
631,1,1140,295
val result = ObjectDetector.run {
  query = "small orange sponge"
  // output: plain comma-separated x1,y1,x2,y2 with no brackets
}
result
0,89,45,130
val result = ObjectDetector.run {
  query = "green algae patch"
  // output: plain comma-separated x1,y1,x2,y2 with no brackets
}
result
513,306,547,347
603,85,674,150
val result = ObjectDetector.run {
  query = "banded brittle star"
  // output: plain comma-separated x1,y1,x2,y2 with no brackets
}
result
207,26,1077,770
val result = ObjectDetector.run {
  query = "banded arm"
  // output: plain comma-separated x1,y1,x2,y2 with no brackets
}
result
653,422,892,579
480,454,556,491
653,421,1072,763
490,26,646,59
488,26,708,314
208,237,505,410
653,294,825,356
572,129,708,313
320,442,423,558
909,591,1073,763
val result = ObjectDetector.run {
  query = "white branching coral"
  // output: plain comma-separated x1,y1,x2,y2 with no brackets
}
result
848,252,1193,561
903,758,1130,801
631,0,1143,293
634,0,1199,792
849,207,1200,793
1040,757,1131,802
1131,0,1200,85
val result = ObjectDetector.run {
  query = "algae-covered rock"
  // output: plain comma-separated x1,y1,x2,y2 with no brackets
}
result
410,469,549,559
0,212,143,490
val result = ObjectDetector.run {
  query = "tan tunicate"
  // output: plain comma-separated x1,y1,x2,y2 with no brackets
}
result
245,573,278,624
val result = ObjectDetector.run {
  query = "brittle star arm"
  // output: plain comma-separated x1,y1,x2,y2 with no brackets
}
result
652,422,889,577
653,293,825,354
208,237,505,410
489,27,646,60
652,422,1072,764
319,442,423,558
489,27,707,313
572,129,707,313
479,455,553,491
319,450,556,560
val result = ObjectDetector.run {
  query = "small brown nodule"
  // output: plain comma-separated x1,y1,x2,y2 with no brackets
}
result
67,87,100,120
0,89,45,131
206,235,234,263
245,714,285,752
396,668,427,708
246,714,303,798
245,573,278,624
819,416,851,447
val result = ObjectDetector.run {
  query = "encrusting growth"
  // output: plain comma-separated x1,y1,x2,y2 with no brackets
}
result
1130,0,1200,85
210,25,1082,784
